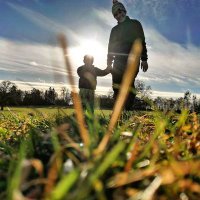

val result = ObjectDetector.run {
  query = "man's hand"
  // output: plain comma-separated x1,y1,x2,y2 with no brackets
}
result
141,61,148,72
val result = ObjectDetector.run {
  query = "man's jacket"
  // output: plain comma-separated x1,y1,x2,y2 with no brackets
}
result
107,16,148,72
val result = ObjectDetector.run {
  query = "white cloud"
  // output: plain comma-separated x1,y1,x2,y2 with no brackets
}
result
29,61,39,66
124,0,172,22
0,79,73,94
93,8,116,27
144,27,200,85
0,38,65,75
152,90,200,99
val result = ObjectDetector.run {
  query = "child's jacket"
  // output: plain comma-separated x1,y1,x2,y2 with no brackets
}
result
77,65,109,90
107,16,148,73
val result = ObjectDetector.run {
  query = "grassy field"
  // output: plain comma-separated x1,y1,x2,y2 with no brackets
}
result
0,106,199,200
0,106,112,117
0,106,76,117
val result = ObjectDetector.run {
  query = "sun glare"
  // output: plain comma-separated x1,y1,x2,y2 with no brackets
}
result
79,39,105,57
69,38,107,70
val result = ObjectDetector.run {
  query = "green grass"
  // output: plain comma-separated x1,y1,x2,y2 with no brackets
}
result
1,106,74,116
0,106,112,117
0,107,199,200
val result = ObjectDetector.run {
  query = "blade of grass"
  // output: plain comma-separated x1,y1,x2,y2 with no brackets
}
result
76,141,126,199
44,151,63,197
134,176,162,200
56,124,86,158
0,141,14,155
137,118,167,161
58,34,90,149
50,169,80,200
94,39,142,155
51,128,62,152
90,141,126,184
124,141,140,172
7,141,28,200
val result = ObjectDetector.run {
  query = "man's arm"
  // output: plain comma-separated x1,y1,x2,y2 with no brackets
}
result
107,28,115,68
135,20,148,72
137,21,148,62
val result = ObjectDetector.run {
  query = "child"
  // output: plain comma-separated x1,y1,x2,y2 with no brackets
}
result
77,55,110,113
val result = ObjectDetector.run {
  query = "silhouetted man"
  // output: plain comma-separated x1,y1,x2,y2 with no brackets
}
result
107,0,148,110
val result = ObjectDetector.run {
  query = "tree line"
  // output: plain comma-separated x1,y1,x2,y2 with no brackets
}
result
0,81,71,110
153,90,200,113
0,80,200,113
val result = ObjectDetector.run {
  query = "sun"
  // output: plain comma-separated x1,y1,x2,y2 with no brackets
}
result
69,38,107,70
78,38,105,59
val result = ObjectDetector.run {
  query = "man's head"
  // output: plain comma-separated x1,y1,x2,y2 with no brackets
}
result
112,0,126,23
83,55,94,66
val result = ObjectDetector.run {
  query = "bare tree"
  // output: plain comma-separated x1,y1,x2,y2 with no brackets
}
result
0,81,17,110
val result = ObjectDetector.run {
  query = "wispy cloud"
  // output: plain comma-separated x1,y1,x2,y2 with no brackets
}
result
6,2,80,43
0,37,67,81
0,79,71,93
144,28,200,82
92,8,115,27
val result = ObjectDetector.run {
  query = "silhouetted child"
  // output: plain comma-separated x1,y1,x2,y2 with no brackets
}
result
77,55,110,113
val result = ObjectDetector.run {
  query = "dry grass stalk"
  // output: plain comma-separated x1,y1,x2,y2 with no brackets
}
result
56,124,86,157
95,39,142,155
124,141,140,172
44,152,62,197
58,34,90,148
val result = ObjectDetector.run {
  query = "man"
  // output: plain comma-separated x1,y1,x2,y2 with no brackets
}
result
107,0,148,110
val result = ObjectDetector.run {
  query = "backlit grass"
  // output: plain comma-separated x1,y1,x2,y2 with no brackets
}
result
0,108,199,200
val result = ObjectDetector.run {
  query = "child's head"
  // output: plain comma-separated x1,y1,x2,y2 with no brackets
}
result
83,55,94,66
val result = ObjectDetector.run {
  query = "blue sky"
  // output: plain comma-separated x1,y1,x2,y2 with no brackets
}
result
0,0,200,98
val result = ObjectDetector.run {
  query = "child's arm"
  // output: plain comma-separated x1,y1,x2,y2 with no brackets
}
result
95,66,111,77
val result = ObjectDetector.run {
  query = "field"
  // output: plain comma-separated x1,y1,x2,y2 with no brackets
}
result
0,107,75,117
0,106,199,200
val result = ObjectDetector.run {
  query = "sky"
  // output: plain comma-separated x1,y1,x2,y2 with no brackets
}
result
0,0,200,98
